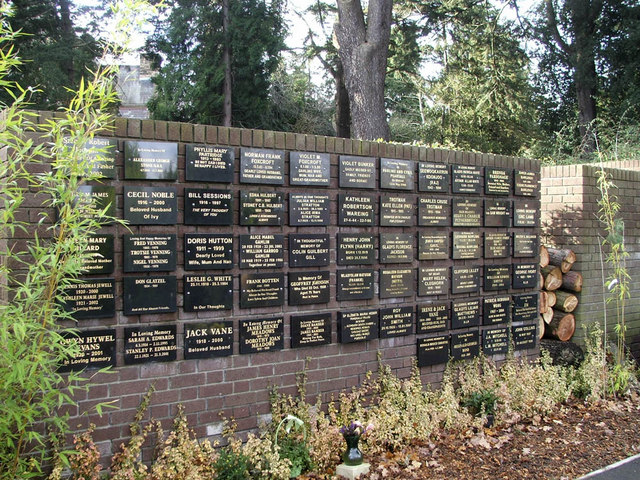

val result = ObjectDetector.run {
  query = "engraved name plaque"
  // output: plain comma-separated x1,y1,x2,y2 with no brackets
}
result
59,329,116,372
184,233,233,270
239,317,284,354
514,170,538,196
379,268,414,298
418,267,449,296
185,145,234,182
337,234,375,265
512,263,538,289
452,198,482,227
513,232,538,258
482,327,509,355
123,276,177,315
123,186,177,225
513,293,539,323
336,269,375,301
484,265,511,291
512,324,537,350
514,200,538,227
240,191,284,226
83,234,114,274
451,330,480,361
338,193,375,226
183,274,233,312
417,302,450,333
124,140,178,180
290,312,332,348
240,148,285,184
239,234,284,269
64,136,117,179
379,233,414,263
380,195,414,226
484,199,511,227
417,335,449,367
289,234,330,267
484,232,510,259
338,309,379,343
380,158,414,190
288,271,330,305
451,266,481,294
339,155,376,189
124,325,177,365
485,167,511,195
483,295,511,325
418,162,449,192
419,232,449,260
240,273,285,308
77,185,116,217
184,188,233,225
418,197,450,226
184,321,233,359
290,151,330,186
123,234,176,272
289,193,330,226
452,298,481,329
452,231,481,259
452,165,482,194
379,306,414,338
61,278,115,319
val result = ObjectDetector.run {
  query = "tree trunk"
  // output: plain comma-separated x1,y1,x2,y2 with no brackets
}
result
547,247,576,272
58,0,74,84
562,271,583,292
555,290,579,313
222,0,232,127
334,59,351,138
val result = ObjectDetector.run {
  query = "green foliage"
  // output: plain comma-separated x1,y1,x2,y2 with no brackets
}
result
276,437,313,478
213,449,251,480
461,389,498,417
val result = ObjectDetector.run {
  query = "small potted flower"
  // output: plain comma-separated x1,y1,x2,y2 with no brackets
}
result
339,421,374,466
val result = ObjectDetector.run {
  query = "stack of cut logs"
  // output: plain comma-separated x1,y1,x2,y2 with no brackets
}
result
538,246,582,342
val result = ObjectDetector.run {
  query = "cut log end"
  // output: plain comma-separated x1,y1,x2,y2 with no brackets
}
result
555,290,579,313
540,245,550,268
542,265,563,291
544,311,576,341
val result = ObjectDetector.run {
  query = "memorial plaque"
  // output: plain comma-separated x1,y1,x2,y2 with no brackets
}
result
239,234,284,269
418,162,449,192
184,188,233,225
379,306,414,338
514,170,538,196
379,233,413,263
184,234,233,270
77,185,116,217
289,193,330,226
380,194,414,226
484,232,510,259
124,325,177,364
240,273,285,308
185,144,234,182
512,263,538,289
184,321,233,359
239,317,284,354
240,191,284,226
289,271,330,305
339,155,376,189
64,136,117,179
513,232,538,258
61,278,115,319
123,276,177,315
290,151,330,186
290,312,332,348
124,140,178,180
512,324,537,350
485,167,511,195
417,302,450,333
380,158,414,190
482,327,509,355
338,193,375,226
452,165,483,194
484,199,511,227
452,298,481,329
183,274,233,312
336,269,375,301
337,233,375,265
418,197,450,226
452,231,481,259
82,234,114,274
418,267,449,296
417,335,449,367
380,268,414,298
123,234,176,272
289,234,330,267
239,148,285,184
418,232,449,260
484,265,511,291
338,309,378,343
451,330,480,361
451,266,481,294
513,293,539,323
452,198,483,227
59,329,116,372
514,200,538,227
483,295,511,325
123,186,177,225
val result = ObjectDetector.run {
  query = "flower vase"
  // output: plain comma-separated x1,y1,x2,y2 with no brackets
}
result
342,434,363,466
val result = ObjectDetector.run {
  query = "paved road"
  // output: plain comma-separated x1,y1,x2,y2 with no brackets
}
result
578,453,640,479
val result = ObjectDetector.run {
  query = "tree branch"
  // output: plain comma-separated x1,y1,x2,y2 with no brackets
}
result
545,0,571,54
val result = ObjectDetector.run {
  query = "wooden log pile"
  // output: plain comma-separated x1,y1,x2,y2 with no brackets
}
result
539,246,582,342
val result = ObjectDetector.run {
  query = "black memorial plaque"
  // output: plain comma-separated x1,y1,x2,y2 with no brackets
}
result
124,325,177,364
338,309,379,343
83,234,114,274
289,271,330,305
239,317,284,354
484,199,511,227
417,335,449,367
61,278,115,319
184,188,233,225
289,234,330,267
337,233,375,265
124,140,178,180
452,165,483,194
417,302,450,333
512,263,538,289
380,158,414,190
64,136,117,179
289,193,330,226
239,234,284,269
291,312,332,348
514,201,538,227
185,144,234,183
184,321,233,359
513,232,538,258
418,197,450,226
123,234,176,272
484,232,510,259
452,198,483,227
484,265,511,291
419,232,449,260
451,266,481,294
184,234,233,270
451,330,480,361
338,193,375,226
380,268,414,298
240,273,285,308
512,324,537,350
482,327,509,355
379,233,414,263
336,269,375,301
514,170,538,196
418,267,449,296
239,148,285,184
123,276,177,315
485,167,512,195
240,191,284,226
290,151,330,186
452,298,481,329
77,185,116,217
183,274,233,312
380,195,414,226
123,186,177,225
419,162,449,192
483,295,511,325
452,231,481,259
513,293,539,323
339,155,376,189
59,329,116,372
379,306,414,338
